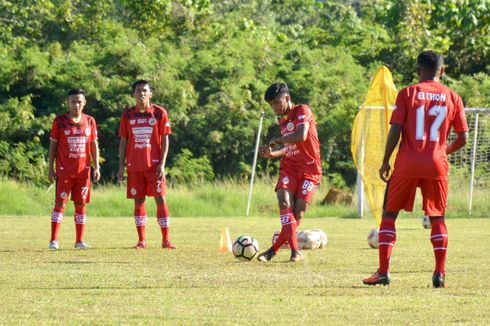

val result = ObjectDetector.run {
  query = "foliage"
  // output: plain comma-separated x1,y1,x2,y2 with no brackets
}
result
167,148,215,185
0,0,489,186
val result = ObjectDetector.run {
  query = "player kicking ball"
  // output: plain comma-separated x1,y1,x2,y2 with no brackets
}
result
257,83,322,263
48,89,100,250
363,51,468,288
118,80,176,249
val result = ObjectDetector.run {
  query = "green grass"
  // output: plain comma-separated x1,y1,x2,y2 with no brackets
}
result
1,178,488,218
1,216,489,324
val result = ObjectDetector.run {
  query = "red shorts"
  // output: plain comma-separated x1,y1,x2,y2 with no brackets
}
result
275,169,321,204
384,176,448,216
127,167,166,199
56,176,91,203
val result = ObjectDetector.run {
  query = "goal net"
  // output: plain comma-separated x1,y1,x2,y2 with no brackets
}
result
447,108,490,215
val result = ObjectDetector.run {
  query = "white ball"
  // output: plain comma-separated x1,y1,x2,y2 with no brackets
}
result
367,228,379,249
422,215,431,229
232,236,259,261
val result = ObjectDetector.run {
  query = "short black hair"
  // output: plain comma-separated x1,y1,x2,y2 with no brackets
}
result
67,88,86,97
417,51,444,73
264,82,289,102
132,80,152,93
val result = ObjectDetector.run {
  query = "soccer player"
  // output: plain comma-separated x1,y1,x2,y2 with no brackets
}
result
363,51,468,288
48,88,100,250
118,80,175,249
257,82,322,262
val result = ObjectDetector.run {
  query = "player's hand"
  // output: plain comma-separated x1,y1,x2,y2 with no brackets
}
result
93,167,101,182
156,163,166,179
259,145,272,158
48,168,55,183
117,167,125,182
379,162,391,182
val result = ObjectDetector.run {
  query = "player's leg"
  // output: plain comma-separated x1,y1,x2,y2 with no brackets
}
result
421,179,448,288
49,177,71,249
363,177,417,285
154,196,176,249
127,171,148,248
146,169,175,249
72,178,91,249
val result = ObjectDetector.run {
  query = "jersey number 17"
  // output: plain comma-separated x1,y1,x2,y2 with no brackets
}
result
415,105,447,141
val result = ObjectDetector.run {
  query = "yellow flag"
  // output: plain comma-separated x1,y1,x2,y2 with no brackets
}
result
351,66,398,225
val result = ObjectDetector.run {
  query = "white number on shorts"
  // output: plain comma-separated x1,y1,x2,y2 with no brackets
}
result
301,180,314,192
415,105,447,141
81,187,89,197
156,180,162,193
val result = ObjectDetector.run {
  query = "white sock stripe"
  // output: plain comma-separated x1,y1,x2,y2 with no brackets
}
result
379,230,396,235
51,211,63,223
433,247,447,251
431,234,448,239
281,221,297,226
74,214,87,224
157,217,170,228
134,216,148,226
378,242,394,246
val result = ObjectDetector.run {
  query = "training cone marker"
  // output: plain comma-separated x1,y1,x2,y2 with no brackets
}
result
219,227,232,252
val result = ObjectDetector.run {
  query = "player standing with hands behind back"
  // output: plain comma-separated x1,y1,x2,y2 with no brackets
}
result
363,51,468,288
118,80,176,249
48,88,100,250
257,83,322,263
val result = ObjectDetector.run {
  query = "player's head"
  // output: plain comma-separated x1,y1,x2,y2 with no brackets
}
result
67,88,87,115
132,80,153,108
264,82,292,116
417,50,444,80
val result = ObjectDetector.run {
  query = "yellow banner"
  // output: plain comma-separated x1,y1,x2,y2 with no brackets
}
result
351,66,398,225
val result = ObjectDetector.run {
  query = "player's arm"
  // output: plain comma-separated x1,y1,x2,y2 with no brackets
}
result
259,145,285,159
118,137,127,181
48,139,58,183
446,131,468,155
156,134,169,179
379,123,402,182
90,139,101,182
269,123,309,145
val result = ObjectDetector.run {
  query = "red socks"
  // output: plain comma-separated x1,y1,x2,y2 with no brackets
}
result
74,204,87,243
50,205,65,241
134,202,147,242
430,218,448,276
378,218,396,274
157,202,170,243
272,208,298,253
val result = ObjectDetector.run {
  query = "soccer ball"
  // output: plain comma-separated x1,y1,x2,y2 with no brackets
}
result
271,231,290,249
367,228,379,249
422,215,431,229
232,236,259,261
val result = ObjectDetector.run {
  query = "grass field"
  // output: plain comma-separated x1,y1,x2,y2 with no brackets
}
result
1,215,489,324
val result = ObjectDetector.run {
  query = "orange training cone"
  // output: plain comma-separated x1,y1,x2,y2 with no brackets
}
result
219,227,232,252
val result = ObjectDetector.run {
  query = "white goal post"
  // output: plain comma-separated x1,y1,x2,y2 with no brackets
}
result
357,107,490,217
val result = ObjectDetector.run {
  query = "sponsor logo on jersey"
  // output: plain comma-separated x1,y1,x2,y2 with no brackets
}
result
73,129,83,135
85,128,91,136
148,118,156,126
64,130,71,135
129,119,136,125
298,115,305,120
137,119,147,124
282,176,289,185
287,122,294,132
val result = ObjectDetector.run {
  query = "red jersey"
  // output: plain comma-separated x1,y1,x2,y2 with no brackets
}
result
50,113,97,179
391,80,468,180
119,104,171,173
279,104,322,175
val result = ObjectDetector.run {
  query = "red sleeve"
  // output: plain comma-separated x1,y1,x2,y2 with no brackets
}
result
390,88,407,125
90,117,98,141
50,118,59,141
119,112,128,138
296,105,313,125
451,95,469,133
160,110,172,135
